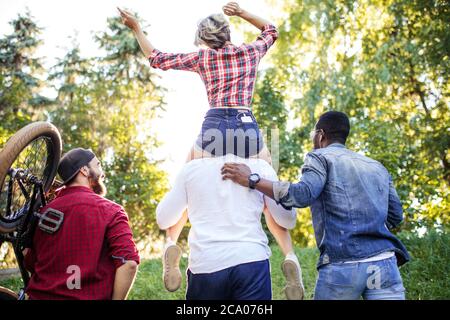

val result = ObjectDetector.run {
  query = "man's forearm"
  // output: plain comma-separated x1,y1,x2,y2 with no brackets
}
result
238,9,272,30
221,162,322,209
254,178,276,199
221,163,287,201
257,178,315,209
133,27,155,58
112,260,138,300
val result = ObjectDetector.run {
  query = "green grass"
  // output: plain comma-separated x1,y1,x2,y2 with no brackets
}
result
398,230,450,300
0,246,318,300
1,231,449,299
0,276,23,294
124,246,318,300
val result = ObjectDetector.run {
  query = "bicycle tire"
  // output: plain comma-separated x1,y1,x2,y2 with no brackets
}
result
0,122,62,233
0,286,18,300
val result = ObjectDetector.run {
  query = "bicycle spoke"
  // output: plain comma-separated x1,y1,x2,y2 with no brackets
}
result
16,180,30,202
1,136,51,223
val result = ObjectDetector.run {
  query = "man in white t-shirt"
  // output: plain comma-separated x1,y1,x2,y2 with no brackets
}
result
156,154,297,300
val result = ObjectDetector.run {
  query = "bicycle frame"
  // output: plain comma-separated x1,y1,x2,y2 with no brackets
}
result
0,168,47,299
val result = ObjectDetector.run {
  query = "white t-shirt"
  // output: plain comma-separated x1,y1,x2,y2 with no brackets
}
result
156,154,297,274
344,251,395,264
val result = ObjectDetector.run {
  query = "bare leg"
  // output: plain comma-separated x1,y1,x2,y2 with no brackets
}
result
163,210,188,292
185,144,214,162
165,209,188,243
165,142,215,244
162,144,213,292
251,145,272,166
162,145,206,293
263,207,304,300
263,207,293,255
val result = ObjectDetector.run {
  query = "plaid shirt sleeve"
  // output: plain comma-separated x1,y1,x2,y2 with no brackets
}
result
106,207,140,269
251,24,279,58
148,49,199,72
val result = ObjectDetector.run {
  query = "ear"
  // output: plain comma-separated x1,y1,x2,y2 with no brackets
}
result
319,131,325,147
318,131,323,142
79,166,89,177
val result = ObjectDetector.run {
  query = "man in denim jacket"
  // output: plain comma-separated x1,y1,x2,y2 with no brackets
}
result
221,111,410,300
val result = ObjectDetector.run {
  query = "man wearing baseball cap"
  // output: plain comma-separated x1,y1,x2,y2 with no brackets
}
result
23,148,140,300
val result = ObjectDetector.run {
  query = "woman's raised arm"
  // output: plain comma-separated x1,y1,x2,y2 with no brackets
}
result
118,7,155,58
222,2,272,31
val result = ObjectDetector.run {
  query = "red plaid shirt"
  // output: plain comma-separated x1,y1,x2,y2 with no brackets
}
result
149,24,278,107
24,186,140,300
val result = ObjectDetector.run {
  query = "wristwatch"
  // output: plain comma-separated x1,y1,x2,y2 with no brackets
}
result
248,173,261,189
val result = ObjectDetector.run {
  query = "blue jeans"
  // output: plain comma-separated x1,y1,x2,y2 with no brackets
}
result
195,108,264,158
314,256,406,300
186,260,272,300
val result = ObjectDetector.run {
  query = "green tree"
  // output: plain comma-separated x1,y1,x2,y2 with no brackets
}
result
0,11,51,145
244,0,449,245
48,15,169,243
0,11,169,250
0,12,52,267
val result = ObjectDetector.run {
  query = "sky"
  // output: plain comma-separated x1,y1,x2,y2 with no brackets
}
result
0,0,275,183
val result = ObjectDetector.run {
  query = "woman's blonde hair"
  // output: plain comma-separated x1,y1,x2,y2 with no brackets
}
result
194,14,231,49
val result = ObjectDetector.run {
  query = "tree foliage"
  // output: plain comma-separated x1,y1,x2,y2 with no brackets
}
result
0,11,52,145
0,12,168,246
246,0,449,245
1,2,449,252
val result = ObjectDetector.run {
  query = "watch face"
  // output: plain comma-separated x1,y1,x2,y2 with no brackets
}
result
250,174,259,182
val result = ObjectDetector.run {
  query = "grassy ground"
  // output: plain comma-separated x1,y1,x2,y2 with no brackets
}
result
396,230,450,299
128,246,318,300
0,246,318,300
1,231,449,299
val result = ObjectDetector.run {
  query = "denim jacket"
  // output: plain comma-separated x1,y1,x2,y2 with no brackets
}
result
273,143,410,269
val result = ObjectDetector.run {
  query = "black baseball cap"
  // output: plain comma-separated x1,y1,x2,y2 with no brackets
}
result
58,148,96,185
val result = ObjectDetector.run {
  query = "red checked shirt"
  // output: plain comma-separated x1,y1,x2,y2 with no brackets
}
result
24,186,140,300
148,24,278,107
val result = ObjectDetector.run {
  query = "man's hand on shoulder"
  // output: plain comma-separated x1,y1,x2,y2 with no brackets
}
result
221,162,252,187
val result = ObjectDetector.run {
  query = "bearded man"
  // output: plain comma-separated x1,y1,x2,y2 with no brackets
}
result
23,148,140,300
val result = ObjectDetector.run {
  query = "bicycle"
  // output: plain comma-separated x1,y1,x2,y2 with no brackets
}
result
0,122,62,300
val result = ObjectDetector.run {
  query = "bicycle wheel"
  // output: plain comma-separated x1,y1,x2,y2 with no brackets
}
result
0,286,18,300
0,122,62,233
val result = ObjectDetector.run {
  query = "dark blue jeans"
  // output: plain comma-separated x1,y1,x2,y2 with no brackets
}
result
314,256,406,300
195,108,264,158
186,260,272,300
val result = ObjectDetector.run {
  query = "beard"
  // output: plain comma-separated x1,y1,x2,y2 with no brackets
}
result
88,170,107,196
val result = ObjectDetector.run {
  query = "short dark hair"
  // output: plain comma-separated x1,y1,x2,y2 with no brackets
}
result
316,111,350,144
